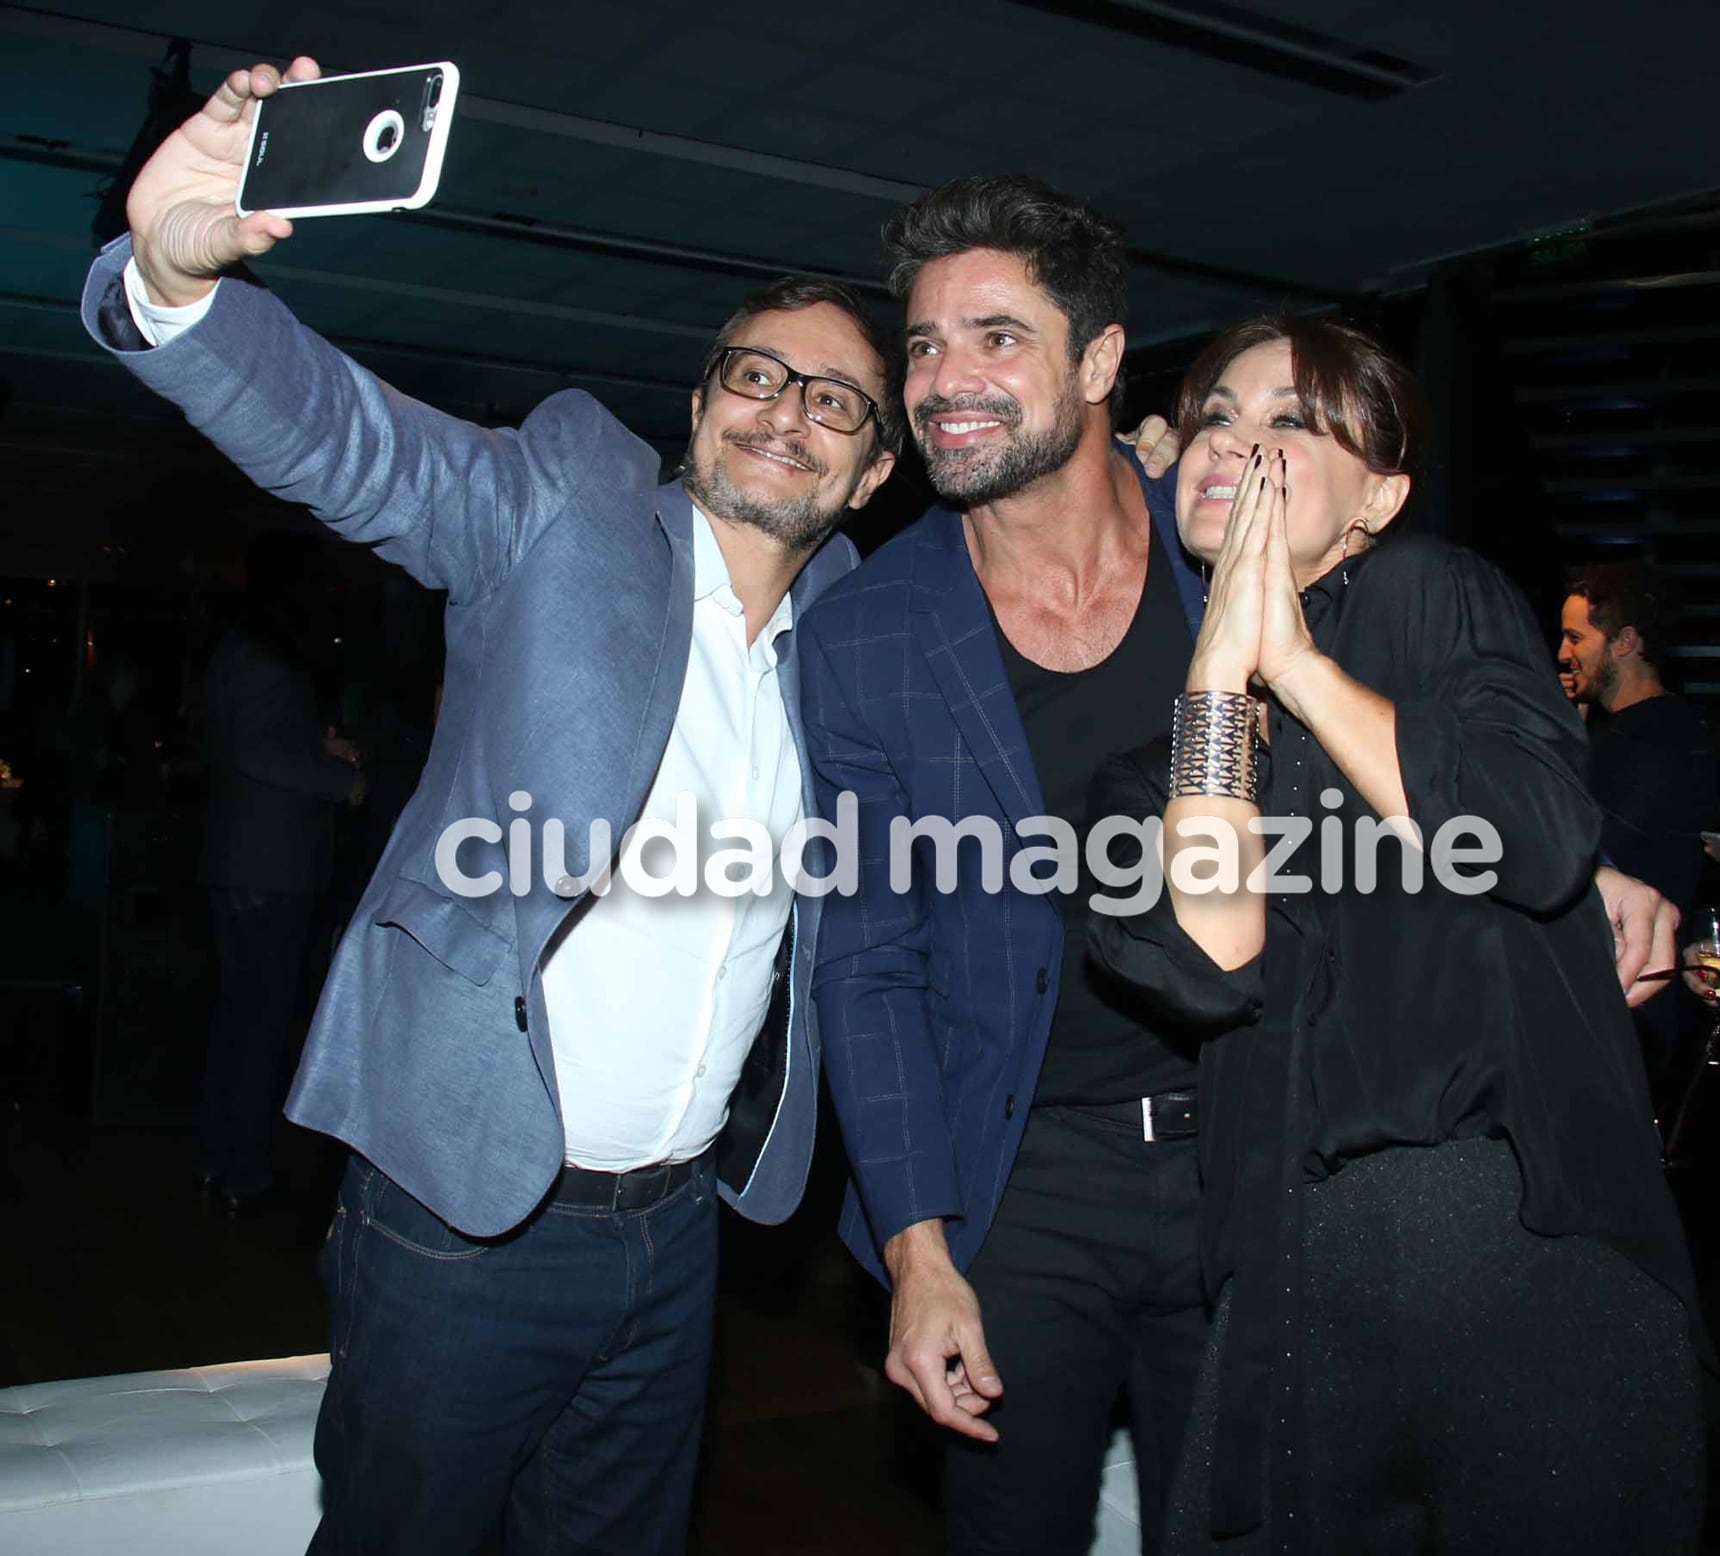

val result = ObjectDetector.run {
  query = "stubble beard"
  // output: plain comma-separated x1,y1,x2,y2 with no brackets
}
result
683,436,841,555
914,379,1084,507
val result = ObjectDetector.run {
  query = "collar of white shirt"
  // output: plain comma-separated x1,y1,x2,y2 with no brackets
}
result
689,502,794,663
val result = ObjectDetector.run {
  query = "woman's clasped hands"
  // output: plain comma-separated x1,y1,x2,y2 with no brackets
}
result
1188,445,1319,699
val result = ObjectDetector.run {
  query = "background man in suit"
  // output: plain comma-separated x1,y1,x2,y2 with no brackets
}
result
800,174,1684,1556
198,528,365,1211
84,57,897,1556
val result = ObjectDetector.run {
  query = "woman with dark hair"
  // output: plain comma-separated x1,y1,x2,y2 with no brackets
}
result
1090,316,1708,1553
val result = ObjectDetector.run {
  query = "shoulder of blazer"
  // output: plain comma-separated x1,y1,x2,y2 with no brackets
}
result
802,505,964,629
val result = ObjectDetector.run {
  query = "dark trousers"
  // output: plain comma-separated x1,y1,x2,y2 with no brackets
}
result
308,1154,719,1556
199,886,315,1194
1168,1138,1705,1555
947,1105,1208,1556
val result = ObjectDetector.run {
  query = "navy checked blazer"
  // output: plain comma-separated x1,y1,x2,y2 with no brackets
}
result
799,453,1203,1282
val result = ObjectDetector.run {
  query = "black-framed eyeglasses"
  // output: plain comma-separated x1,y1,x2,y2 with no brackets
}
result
712,346,878,436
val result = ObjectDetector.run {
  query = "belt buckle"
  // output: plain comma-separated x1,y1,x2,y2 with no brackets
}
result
618,1159,676,1212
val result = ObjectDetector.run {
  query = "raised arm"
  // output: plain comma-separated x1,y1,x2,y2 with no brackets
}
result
84,59,657,602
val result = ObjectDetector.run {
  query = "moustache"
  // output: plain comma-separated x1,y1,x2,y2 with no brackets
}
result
912,393,1022,435
724,430,827,476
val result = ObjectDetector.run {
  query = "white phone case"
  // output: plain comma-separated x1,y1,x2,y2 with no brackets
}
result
236,62,460,220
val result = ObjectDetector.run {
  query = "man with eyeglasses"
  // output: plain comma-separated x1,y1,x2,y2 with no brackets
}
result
80,58,896,1555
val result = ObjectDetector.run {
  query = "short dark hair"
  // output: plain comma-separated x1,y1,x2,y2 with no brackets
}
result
698,276,902,456
1175,314,1425,476
1567,562,1676,669
882,175,1129,384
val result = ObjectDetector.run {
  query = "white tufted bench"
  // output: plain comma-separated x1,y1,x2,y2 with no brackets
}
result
0,1355,328,1555
1089,1426,1143,1554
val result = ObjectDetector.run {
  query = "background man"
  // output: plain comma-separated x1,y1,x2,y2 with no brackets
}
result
1560,563,1718,1104
1560,563,1717,919
198,529,365,1212
83,57,897,1556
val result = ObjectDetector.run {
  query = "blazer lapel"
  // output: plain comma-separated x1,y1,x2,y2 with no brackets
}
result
622,479,697,809
782,531,859,812
909,507,1045,833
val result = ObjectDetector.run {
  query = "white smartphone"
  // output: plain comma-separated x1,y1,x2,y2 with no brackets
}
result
236,62,459,219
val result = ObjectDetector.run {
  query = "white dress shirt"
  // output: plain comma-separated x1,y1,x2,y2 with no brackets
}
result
127,263,804,1171
539,511,801,1169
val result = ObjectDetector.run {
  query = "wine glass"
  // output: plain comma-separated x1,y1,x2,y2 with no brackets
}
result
1663,906,1720,1166
1680,906,1720,1008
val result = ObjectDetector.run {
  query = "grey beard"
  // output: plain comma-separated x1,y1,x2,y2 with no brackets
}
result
683,458,836,555
916,392,1083,507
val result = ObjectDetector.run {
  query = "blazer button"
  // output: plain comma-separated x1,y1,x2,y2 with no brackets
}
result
1036,967,1049,994
514,996,528,1033
1004,1094,1017,1120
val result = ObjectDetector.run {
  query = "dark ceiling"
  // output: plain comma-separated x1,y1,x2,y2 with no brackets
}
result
3,0,1720,584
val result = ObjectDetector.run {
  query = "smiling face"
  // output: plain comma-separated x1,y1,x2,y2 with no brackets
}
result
902,248,1115,506
684,302,894,552
1176,338,1409,586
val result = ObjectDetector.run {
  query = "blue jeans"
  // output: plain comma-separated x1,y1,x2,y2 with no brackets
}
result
308,1154,719,1555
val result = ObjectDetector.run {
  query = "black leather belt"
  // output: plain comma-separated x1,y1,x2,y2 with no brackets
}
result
550,1152,706,1212
1051,1090,1198,1141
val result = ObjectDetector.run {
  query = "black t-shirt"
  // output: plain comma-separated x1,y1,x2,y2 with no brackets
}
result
1587,694,1717,917
991,513,1196,1104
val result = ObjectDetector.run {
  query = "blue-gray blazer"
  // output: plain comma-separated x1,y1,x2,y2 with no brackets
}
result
82,237,856,1237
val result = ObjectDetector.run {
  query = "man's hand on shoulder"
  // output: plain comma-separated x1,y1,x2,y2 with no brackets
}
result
882,1219,1003,1443
1594,865,1679,1007
128,57,321,308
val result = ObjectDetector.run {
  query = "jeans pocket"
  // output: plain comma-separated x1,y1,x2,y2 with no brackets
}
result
362,1168,492,1261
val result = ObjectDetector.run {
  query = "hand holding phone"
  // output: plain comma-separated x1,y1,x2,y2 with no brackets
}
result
126,57,324,309
237,64,459,219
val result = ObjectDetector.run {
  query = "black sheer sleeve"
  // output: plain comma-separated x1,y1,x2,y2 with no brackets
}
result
1375,543,1600,913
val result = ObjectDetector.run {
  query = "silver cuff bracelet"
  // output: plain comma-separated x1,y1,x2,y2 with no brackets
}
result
1170,691,1260,804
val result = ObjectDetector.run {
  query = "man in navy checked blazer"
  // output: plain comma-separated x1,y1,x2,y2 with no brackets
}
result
799,176,1210,1554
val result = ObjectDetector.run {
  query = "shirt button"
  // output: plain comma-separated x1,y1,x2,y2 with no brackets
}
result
1004,1094,1017,1120
1036,967,1049,994
751,765,761,781
696,1063,708,1078
716,965,727,982
514,997,528,1032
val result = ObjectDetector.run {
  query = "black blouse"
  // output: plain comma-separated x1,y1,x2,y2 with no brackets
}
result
1088,533,1709,1540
